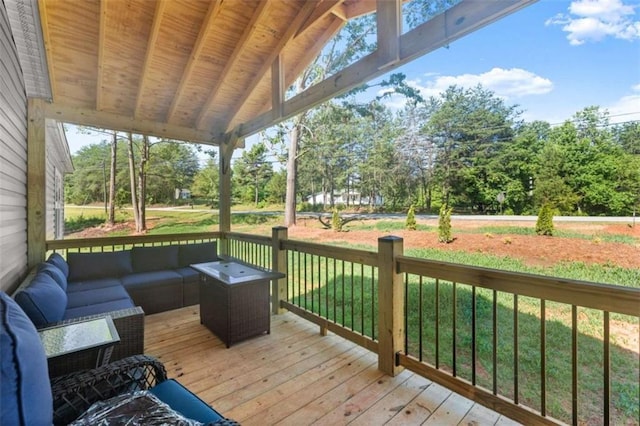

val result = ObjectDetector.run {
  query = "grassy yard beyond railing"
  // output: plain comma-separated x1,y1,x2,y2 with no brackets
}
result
46,229,640,425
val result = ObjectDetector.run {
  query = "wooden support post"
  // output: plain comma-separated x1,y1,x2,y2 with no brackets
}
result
271,226,288,315
218,134,236,255
377,235,404,376
377,0,401,69
271,55,284,121
27,98,47,268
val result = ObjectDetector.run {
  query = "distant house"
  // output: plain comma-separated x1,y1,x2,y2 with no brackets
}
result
306,190,383,207
175,189,192,200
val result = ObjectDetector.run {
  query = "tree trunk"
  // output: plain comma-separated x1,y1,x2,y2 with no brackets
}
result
107,131,117,226
284,121,300,227
137,136,149,232
127,133,140,232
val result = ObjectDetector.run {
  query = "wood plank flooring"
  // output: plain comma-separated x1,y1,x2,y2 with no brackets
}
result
144,306,521,426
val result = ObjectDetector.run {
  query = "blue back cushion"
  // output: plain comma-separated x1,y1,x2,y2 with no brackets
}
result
14,273,67,327
178,242,218,267
131,246,179,273
46,252,69,278
67,251,133,281
37,262,68,292
1,292,53,425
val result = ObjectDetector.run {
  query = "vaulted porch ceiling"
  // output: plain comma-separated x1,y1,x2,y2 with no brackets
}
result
19,0,536,145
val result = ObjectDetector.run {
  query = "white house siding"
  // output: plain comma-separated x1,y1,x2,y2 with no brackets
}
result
0,3,28,293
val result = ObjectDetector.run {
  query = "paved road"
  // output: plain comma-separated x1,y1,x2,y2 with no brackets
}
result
74,205,637,223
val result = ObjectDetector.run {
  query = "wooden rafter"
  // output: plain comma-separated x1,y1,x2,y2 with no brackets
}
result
297,0,344,37
195,0,270,130
45,103,219,144
233,0,537,139
96,0,108,110
37,0,56,99
376,0,401,69
134,0,167,119
223,1,319,133
166,0,222,123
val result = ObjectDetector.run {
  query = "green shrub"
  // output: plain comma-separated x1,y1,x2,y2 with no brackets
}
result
405,205,417,230
331,208,342,232
535,203,555,236
438,205,453,243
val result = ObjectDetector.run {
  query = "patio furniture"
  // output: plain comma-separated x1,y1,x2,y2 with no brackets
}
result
192,258,285,347
0,291,237,425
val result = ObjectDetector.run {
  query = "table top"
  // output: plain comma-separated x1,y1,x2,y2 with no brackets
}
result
191,258,285,286
38,316,120,359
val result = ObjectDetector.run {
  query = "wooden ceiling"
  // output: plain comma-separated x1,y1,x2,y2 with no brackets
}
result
37,0,536,145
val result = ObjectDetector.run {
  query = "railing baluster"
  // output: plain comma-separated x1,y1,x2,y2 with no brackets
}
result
541,299,546,416
572,305,578,426
341,260,345,326
371,265,375,340
453,282,457,377
472,285,476,386
514,294,519,405
404,273,409,356
325,256,329,319
603,310,610,425
360,263,364,335
419,275,423,362
493,289,497,395
435,278,440,369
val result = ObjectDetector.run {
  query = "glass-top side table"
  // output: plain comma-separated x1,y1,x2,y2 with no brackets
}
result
39,316,120,368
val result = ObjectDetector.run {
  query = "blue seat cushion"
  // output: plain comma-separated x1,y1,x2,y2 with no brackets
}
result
175,266,199,283
1,292,53,425
46,252,69,278
150,379,223,423
14,273,67,327
68,251,133,281
37,262,68,291
66,286,131,308
63,299,135,320
66,277,124,293
131,246,179,273
121,270,182,289
178,242,218,267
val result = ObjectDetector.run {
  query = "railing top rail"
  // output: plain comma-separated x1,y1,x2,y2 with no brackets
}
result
282,239,378,267
225,232,271,245
46,232,221,250
397,255,640,316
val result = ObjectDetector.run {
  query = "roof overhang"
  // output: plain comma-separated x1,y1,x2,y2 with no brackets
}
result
7,0,537,147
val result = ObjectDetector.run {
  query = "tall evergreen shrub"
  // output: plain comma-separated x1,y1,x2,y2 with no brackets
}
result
535,203,554,236
406,205,417,230
438,205,453,243
331,208,342,232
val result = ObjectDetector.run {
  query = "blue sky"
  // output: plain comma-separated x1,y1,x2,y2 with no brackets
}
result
374,0,640,125
66,0,640,155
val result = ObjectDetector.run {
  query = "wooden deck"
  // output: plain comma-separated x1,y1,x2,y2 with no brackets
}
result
144,306,522,426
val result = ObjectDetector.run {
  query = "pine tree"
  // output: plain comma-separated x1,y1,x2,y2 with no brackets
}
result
535,203,554,236
406,205,417,230
331,208,342,232
438,205,453,243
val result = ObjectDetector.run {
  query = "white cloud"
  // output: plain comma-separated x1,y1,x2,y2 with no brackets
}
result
606,83,640,123
546,0,640,45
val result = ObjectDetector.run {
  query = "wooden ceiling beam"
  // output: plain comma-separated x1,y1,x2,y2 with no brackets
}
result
96,0,108,110
376,0,401,70
45,103,219,144
166,0,222,123
297,0,344,37
134,0,168,119
37,0,56,99
222,0,319,133
195,0,270,129
233,0,537,139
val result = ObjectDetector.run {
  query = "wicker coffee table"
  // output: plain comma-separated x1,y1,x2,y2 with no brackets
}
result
191,259,285,347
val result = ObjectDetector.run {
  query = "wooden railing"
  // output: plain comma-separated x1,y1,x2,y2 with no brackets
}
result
45,229,640,425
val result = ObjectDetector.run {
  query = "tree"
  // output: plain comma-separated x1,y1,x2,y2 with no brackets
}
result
406,205,417,230
438,205,453,243
232,143,273,206
107,131,118,226
192,153,219,207
535,203,554,236
422,85,522,212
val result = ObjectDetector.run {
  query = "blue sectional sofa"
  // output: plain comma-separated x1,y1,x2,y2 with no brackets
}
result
13,241,218,376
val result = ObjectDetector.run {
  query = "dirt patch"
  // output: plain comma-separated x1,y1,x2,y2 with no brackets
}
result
288,218,640,270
